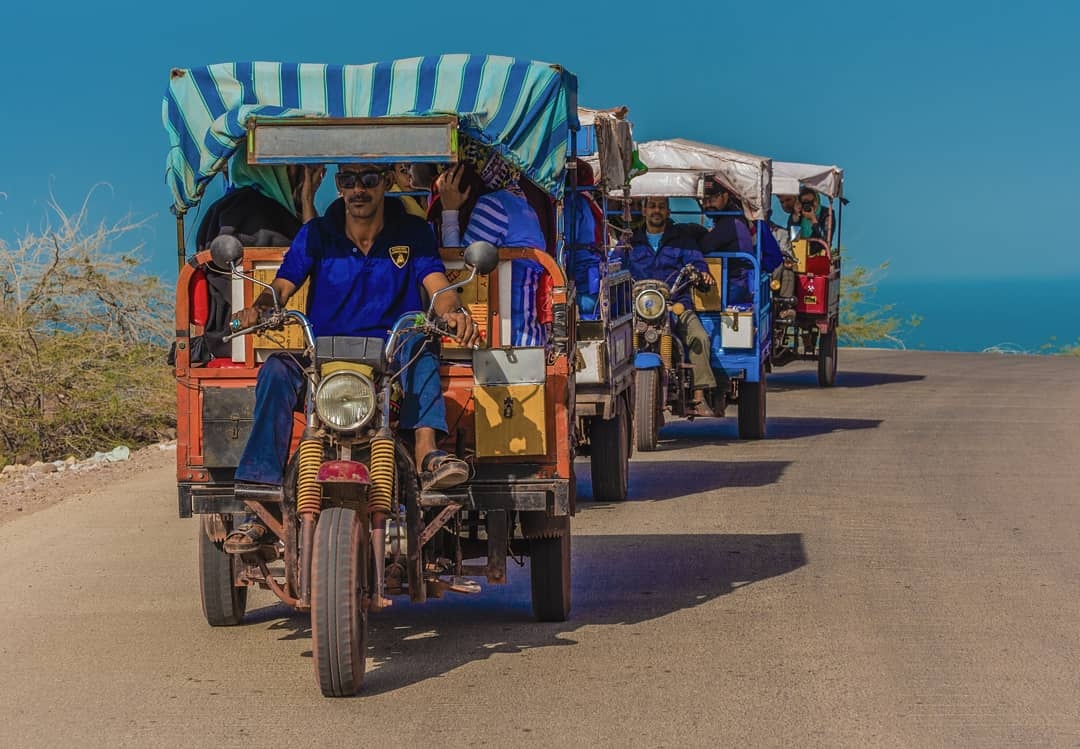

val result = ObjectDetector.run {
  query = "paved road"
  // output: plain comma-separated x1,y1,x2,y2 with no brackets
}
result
2,350,1078,748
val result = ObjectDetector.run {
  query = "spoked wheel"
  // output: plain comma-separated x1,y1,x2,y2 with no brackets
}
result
737,364,767,440
529,518,571,622
589,397,629,501
312,507,369,697
198,515,248,626
817,327,838,387
634,368,660,452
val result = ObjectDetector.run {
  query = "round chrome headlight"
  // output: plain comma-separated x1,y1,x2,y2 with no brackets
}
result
634,289,667,321
315,370,376,432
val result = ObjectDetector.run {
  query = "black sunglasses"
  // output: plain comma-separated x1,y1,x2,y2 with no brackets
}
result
800,201,815,208
335,170,384,189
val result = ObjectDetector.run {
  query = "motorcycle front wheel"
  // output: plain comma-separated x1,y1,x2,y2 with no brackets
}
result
311,506,369,697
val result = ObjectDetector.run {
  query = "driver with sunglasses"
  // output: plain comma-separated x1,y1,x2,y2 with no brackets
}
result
223,164,478,554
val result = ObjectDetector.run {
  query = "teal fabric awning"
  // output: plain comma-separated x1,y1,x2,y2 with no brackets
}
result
163,55,579,213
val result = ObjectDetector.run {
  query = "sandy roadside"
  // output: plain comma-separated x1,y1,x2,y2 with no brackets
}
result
0,442,177,526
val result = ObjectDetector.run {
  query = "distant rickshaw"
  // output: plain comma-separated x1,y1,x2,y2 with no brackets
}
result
166,55,587,696
571,107,638,499
768,162,846,386
625,139,774,447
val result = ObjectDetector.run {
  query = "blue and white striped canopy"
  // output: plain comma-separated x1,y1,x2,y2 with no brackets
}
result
163,55,579,213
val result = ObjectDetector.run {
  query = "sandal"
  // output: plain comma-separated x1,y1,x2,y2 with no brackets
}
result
689,400,716,418
420,450,469,491
223,521,268,554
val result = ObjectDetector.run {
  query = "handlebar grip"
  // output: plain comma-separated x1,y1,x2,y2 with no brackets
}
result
429,317,455,337
222,309,284,342
428,315,482,350
222,325,258,343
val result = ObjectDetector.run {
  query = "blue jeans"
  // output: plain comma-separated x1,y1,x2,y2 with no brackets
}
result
233,335,447,486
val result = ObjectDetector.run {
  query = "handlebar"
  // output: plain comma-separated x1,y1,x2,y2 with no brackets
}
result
668,264,711,299
385,310,477,370
222,308,316,350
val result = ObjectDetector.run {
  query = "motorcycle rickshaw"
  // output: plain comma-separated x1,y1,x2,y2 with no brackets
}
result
166,55,584,696
625,139,774,448
768,161,846,386
570,107,638,500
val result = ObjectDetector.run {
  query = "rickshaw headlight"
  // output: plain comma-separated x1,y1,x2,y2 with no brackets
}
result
635,289,667,321
315,371,376,432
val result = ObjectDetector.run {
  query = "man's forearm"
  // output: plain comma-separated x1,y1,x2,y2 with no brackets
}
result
432,288,464,316
424,273,464,316
254,278,295,310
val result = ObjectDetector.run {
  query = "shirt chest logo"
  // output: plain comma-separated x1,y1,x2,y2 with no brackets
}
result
389,245,410,269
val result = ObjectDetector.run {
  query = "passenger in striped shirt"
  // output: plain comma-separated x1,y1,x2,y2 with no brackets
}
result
437,163,548,347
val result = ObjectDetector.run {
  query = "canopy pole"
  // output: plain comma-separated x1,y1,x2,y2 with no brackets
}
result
175,214,187,271
834,198,843,255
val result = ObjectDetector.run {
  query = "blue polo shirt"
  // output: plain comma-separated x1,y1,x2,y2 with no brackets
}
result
620,222,709,307
277,197,445,340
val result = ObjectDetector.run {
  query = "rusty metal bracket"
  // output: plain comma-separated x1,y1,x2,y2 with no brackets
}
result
256,558,300,608
244,500,285,540
418,502,462,546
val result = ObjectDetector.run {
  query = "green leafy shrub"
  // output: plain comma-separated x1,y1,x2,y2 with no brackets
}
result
839,259,921,347
0,193,175,465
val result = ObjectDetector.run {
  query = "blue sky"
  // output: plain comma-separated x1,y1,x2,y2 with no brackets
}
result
1,0,1077,282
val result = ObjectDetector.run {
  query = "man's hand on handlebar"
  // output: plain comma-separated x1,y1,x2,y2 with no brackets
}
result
233,306,262,330
444,308,481,348
690,267,714,291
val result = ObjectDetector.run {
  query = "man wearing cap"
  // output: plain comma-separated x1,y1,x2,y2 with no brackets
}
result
700,177,782,303
222,164,479,554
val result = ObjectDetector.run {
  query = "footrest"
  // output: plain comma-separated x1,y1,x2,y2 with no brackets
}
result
233,483,284,503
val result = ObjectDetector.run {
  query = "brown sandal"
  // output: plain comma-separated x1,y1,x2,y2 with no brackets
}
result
223,522,267,554
689,400,715,418
420,450,469,491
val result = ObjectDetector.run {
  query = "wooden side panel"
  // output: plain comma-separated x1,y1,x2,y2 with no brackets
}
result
443,265,492,351
250,264,309,353
692,258,725,311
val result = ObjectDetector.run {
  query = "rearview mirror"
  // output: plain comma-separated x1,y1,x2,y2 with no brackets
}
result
464,241,499,276
209,234,245,270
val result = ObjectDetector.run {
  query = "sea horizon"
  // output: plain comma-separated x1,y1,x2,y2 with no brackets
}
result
858,277,1079,354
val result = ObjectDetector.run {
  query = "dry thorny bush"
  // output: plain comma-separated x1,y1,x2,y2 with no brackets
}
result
0,191,175,465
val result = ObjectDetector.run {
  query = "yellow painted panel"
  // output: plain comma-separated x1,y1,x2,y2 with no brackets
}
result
473,384,547,457
692,258,725,312
252,266,309,351
443,267,491,351
791,239,809,273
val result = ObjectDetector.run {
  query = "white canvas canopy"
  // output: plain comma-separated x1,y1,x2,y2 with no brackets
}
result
629,139,772,221
771,161,844,200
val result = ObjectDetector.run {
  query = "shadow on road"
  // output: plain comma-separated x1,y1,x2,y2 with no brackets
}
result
656,415,882,445
768,369,926,392
577,459,791,503
246,531,806,696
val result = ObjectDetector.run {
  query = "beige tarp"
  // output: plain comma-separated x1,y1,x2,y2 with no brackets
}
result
577,106,634,190
628,139,773,221
771,161,844,199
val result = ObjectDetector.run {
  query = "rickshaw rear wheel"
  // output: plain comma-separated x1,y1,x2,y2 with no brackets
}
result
589,397,629,501
529,519,571,622
737,365,767,440
634,369,660,452
198,515,248,626
817,328,838,387
312,506,369,697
